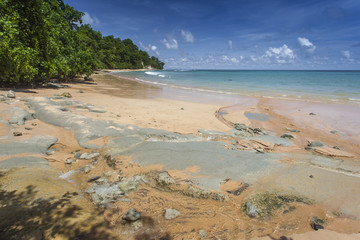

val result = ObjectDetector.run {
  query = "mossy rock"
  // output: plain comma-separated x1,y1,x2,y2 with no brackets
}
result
60,92,72,98
310,216,326,230
243,192,312,219
104,154,116,168
182,186,227,202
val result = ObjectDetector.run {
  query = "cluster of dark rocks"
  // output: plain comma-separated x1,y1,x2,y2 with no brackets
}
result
233,123,267,137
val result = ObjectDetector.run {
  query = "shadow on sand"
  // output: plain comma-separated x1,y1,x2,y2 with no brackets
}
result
267,235,294,240
0,185,116,240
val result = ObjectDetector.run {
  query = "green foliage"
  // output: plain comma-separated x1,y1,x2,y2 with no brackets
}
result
0,0,164,86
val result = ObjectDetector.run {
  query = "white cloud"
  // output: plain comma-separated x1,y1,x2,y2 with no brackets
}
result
222,55,230,61
82,12,100,26
181,30,194,43
162,37,178,50
266,45,295,58
151,45,160,56
139,42,160,55
263,44,296,63
340,50,354,63
342,50,350,59
228,40,233,50
220,55,240,64
231,57,239,63
298,37,316,53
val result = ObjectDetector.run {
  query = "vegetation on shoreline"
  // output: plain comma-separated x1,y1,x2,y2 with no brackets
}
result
0,0,164,86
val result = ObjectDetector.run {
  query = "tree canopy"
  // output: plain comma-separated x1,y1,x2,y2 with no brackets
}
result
0,0,164,86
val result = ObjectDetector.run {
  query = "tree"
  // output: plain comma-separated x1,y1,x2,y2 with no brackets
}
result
0,0,164,86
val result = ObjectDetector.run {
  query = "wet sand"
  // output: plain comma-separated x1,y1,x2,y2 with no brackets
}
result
1,71,360,240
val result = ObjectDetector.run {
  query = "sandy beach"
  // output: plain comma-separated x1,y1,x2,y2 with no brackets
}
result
1,71,360,240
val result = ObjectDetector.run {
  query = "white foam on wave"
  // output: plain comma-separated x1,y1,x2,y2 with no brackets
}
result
135,78,169,87
144,71,167,78
348,98,360,104
145,71,161,76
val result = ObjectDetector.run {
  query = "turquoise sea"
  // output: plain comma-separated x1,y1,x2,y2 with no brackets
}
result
114,70,360,104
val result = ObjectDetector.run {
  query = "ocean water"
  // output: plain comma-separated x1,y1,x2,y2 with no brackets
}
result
113,70,360,104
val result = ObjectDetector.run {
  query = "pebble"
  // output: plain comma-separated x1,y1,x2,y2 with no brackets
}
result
255,148,265,153
25,127,32,130
157,172,175,185
6,90,15,98
308,140,325,148
281,133,296,139
164,209,180,220
13,131,22,136
309,112,316,115
246,202,260,217
95,178,107,185
64,158,73,164
310,216,325,231
60,92,72,98
198,230,208,238
88,176,101,182
46,149,56,155
253,128,267,135
83,165,92,173
286,128,300,133
122,209,141,222
80,152,100,160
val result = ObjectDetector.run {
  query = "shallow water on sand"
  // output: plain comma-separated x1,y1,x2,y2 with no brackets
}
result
244,112,272,121
115,70,360,104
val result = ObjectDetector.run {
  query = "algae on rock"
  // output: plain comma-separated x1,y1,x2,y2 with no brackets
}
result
243,192,312,219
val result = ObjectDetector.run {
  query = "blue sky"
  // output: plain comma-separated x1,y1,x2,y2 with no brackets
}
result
64,0,360,70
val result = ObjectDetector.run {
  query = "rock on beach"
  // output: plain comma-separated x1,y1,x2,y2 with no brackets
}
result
122,209,141,222
281,133,295,139
80,152,100,160
308,140,325,148
164,209,180,220
6,90,15,98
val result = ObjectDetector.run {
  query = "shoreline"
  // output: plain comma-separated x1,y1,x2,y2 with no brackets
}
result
1,72,360,239
110,69,360,106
